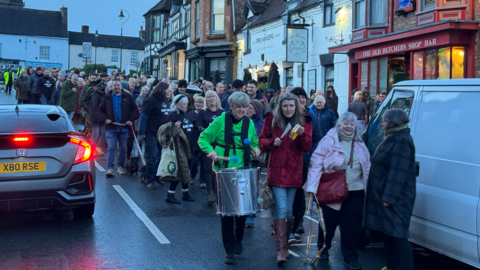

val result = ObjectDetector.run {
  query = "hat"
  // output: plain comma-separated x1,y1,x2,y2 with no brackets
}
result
121,81,128,89
249,99,264,115
232,79,244,88
147,78,155,85
80,71,85,75
291,87,307,99
267,89,275,94
36,66,42,71
178,79,187,88
74,69,80,75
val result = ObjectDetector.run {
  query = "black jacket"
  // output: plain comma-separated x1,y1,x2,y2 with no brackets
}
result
98,91,137,131
142,94,171,137
90,89,106,123
36,76,56,98
171,111,197,155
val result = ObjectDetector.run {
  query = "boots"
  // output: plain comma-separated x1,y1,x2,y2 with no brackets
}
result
273,219,288,265
285,219,294,258
207,190,216,203
182,190,195,202
165,193,181,204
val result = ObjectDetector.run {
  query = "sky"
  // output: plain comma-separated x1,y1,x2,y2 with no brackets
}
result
25,0,160,37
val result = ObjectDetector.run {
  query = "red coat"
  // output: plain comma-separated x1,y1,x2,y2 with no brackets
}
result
259,112,312,188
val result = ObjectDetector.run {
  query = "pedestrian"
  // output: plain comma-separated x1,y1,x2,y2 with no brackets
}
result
265,89,274,103
259,93,312,265
14,71,30,104
304,112,371,270
89,80,107,156
52,80,63,106
373,91,387,115
269,87,287,111
174,79,193,111
215,82,226,99
197,92,261,265
312,95,337,137
37,68,56,105
73,78,86,125
363,109,416,270
136,86,150,111
201,80,214,97
16,66,23,77
128,78,141,101
363,90,375,118
221,79,243,111
97,80,137,177
245,80,270,116
28,66,43,104
141,82,172,189
26,67,34,77
79,73,99,127
188,95,205,188
162,94,196,204
197,90,224,203
306,89,317,107
348,91,368,134
327,85,339,106
4,68,14,94
326,89,339,118
60,74,79,119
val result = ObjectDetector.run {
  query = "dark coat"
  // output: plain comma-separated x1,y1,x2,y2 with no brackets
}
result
157,122,191,184
326,96,339,118
90,89,106,123
97,91,137,131
250,114,264,136
59,80,78,112
14,76,30,101
37,76,56,98
259,112,312,188
267,62,280,91
312,107,337,138
171,111,196,156
363,128,416,239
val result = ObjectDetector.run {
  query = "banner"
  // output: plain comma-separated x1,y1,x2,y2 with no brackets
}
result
82,42,92,58
286,28,308,63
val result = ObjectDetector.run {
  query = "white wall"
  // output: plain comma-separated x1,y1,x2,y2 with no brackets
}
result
68,44,144,71
0,34,68,68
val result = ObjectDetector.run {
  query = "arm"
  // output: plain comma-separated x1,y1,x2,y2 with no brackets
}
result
258,115,276,151
295,122,313,152
96,96,108,123
198,116,222,154
303,138,330,194
138,113,148,136
61,83,76,98
79,86,91,111
127,96,137,123
36,79,43,96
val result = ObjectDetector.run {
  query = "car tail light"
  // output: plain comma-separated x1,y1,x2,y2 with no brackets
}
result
70,137,92,164
13,136,31,144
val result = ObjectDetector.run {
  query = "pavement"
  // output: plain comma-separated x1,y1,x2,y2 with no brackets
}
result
0,90,477,270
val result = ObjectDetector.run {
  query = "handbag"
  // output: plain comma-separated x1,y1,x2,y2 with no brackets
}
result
315,141,354,204
156,142,178,181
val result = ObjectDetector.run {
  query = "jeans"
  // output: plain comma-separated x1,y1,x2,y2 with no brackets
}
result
40,96,52,105
271,186,297,219
91,122,106,150
66,111,75,120
190,152,205,184
105,129,128,170
17,99,28,104
145,135,162,185
292,166,308,232
356,120,366,135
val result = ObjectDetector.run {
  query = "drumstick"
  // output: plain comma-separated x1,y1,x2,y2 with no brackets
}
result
218,156,239,163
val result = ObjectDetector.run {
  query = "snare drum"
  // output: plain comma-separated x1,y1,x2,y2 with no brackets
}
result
215,167,263,216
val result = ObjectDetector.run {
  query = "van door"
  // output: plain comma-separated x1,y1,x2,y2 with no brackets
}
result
409,88,480,267
364,88,416,156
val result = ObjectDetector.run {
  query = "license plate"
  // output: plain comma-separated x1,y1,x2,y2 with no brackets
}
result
0,162,47,173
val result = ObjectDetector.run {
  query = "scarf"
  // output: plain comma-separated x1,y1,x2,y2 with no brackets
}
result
339,130,355,142
373,124,409,157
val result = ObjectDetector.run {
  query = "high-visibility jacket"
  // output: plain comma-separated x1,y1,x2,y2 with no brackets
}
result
16,68,23,76
4,72,14,85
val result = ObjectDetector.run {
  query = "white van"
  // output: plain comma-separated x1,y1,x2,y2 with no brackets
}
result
364,79,480,268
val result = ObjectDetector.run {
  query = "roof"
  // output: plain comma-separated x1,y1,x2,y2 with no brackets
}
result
0,0,24,6
68,32,143,51
144,0,172,16
249,0,287,28
247,1,269,15
234,0,264,33
0,7,67,38
291,0,322,12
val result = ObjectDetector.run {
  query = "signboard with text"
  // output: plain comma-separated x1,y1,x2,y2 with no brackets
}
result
82,42,92,58
286,28,308,63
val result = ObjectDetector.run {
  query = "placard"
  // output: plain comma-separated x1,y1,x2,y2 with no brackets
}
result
286,28,308,63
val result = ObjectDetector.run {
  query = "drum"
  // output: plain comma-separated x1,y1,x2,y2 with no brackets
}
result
215,167,263,216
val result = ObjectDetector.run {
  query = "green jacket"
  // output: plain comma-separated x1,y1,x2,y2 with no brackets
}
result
198,112,260,170
14,76,29,101
60,80,78,112
4,72,14,85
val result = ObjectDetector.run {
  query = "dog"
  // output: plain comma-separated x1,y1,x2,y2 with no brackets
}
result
126,157,139,176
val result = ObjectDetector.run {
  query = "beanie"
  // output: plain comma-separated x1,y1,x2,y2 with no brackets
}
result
74,69,80,75
290,87,307,99
232,79,244,88
249,99,264,115
36,66,42,72
178,79,187,88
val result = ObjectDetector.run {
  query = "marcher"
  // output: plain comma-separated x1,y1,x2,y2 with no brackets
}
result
348,91,368,134
79,73,99,127
97,80,137,177
197,90,224,203
259,93,312,265
89,80,107,156
29,66,43,104
304,112,371,270
52,80,63,106
245,80,270,116
161,94,196,204
174,79,193,111
188,96,205,188
373,91,387,115
128,78,141,101
269,87,287,111
73,78,86,125
136,86,149,111
4,68,14,94
215,82,226,99
198,92,261,265
14,71,30,104
60,74,79,119
312,95,337,137
26,67,34,77
306,89,317,107
221,79,243,112
326,89,339,118
37,69,56,105
364,109,416,270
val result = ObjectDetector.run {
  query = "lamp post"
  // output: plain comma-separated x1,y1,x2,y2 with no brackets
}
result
118,9,130,73
95,29,99,72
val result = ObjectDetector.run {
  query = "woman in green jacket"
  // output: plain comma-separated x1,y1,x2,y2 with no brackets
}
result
198,92,261,265
14,71,30,104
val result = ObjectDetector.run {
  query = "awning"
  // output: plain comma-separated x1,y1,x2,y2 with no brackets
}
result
156,41,186,58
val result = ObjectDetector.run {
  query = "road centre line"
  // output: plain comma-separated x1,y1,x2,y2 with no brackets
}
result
95,161,105,172
113,185,170,244
288,250,300,257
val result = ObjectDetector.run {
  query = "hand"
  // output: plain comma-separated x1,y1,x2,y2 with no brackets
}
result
296,127,305,136
175,121,181,128
207,151,219,162
382,201,390,207
72,87,77,92
105,119,112,124
126,121,133,126
274,138,282,147
253,148,261,158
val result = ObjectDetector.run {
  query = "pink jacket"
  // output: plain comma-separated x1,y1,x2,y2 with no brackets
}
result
303,128,371,210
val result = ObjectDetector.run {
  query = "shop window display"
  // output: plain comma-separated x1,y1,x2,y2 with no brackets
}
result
425,50,436,80
379,57,388,92
438,47,451,80
369,59,377,96
452,47,465,79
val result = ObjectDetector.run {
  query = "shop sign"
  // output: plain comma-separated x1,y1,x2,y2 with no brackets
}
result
355,33,449,59
287,28,308,63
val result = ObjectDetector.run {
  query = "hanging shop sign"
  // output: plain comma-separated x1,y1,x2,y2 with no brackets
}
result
286,27,308,63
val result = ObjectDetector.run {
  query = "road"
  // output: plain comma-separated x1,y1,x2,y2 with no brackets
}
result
0,89,477,270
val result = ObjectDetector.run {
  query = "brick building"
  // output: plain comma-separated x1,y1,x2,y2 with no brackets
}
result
328,0,479,97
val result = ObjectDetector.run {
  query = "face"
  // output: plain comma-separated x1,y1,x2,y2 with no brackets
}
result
141,88,148,95
195,99,203,110
216,83,225,94
129,80,136,89
280,88,286,94
71,76,78,85
36,69,43,75
204,82,213,91
315,100,325,109
59,74,65,81
112,81,122,94
379,94,387,102
177,102,188,112
90,75,97,82
142,77,147,83
178,86,187,94
44,70,50,77
317,90,325,96
78,80,84,86
296,95,307,107
281,99,296,118
339,119,356,136
246,83,257,96
120,77,125,82
206,93,217,106
165,88,172,99
231,105,246,120
246,103,256,118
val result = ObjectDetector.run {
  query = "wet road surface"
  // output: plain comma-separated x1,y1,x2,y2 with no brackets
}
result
0,90,477,270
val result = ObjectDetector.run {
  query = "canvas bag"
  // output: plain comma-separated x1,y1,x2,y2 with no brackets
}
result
156,142,178,181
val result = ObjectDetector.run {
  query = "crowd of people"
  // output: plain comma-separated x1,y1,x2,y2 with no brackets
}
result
5,66,415,270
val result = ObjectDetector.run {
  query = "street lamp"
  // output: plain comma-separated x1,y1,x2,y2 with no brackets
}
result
95,29,99,72
119,9,130,73
264,62,270,72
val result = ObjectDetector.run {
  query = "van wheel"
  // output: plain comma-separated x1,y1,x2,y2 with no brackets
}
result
73,203,95,219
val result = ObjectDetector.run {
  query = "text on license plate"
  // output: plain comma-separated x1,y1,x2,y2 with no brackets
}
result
0,162,47,173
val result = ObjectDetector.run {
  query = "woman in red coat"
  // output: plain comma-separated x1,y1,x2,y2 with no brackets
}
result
259,93,312,265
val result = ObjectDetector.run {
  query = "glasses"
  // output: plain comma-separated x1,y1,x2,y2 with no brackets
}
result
281,93,295,99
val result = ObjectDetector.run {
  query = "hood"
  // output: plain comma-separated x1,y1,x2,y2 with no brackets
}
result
270,62,279,71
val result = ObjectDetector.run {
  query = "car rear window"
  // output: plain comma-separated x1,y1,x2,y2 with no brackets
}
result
0,114,68,133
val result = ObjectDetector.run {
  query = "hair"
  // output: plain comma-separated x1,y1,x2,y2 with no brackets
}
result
90,73,99,77
335,112,363,141
354,91,363,101
273,95,305,131
314,95,325,104
128,78,137,83
78,78,85,85
151,81,170,100
247,79,259,88
121,75,128,80
228,92,250,108
20,70,28,77
203,90,223,110
383,108,409,129
71,74,79,79
379,91,387,96
216,82,224,87
325,89,333,98
286,86,294,92
327,85,334,91
194,95,205,104
141,86,149,92
170,94,189,113
169,80,178,89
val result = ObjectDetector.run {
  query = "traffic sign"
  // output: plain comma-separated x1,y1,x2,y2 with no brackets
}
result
82,42,92,58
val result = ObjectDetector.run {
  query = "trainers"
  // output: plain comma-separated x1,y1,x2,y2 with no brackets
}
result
223,253,236,265
200,183,206,189
296,223,305,234
106,169,114,177
344,261,362,270
319,249,329,260
288,233,301,244
117,166,126,175
165,193,181,204
246,216,255,228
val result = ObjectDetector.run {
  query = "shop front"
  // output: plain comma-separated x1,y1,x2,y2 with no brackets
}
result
157,41,186,80
185,43,236,84
329,21,478,97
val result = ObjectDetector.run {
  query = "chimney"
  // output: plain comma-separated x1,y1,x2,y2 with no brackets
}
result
81,25,89,34
60,6,68,24
139,26,145,40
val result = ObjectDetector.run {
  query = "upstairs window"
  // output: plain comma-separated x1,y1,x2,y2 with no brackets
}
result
247,30,251,50
130,51,138,65
324,0,336,26
423,0,436,10
111,50,119,63
153,16,161,43
370,0,387,25
212,0,225,33
39,46,50,60
195,2,200,38
355,0,365,28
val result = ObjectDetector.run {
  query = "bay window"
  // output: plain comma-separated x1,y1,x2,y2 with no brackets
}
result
212,0,225,33
153,16,161,43
195,2,200,38
423,0,436,10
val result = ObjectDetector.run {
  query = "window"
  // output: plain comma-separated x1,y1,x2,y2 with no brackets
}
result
413,52,423,80
325,65,334,89
355,0,365,28
195,2,200,38
153,58,159,70
423,0,436,10
111,50,119,62
286,68,294,86
184,8,190,26
247,30,251,50
379,57,388,92
153,16,161,42
369,59,377,97
39,46,50,60
130,51,138,65
360,61,368,90
324,0,335,26
370,0,387,25
413,46,464,80
212,0,225,33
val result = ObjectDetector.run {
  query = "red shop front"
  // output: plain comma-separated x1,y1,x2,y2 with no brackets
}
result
329,21,478,98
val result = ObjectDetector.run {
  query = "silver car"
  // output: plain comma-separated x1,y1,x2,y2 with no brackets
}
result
0,105,96,219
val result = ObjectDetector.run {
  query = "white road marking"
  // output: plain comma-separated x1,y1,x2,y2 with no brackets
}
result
288,250,300,257
113,185,170,244
290,243,317,246
304,215,319,224
95,161,105,172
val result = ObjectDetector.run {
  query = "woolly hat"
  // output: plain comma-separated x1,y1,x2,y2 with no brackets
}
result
291,87,307,98
232,79,244,88
36,66,42,71
74,69,80,75
249,99,264,115
178,79,188,88
121,81,128,89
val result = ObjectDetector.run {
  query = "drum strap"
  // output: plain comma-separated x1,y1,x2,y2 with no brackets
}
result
224,112,251,168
